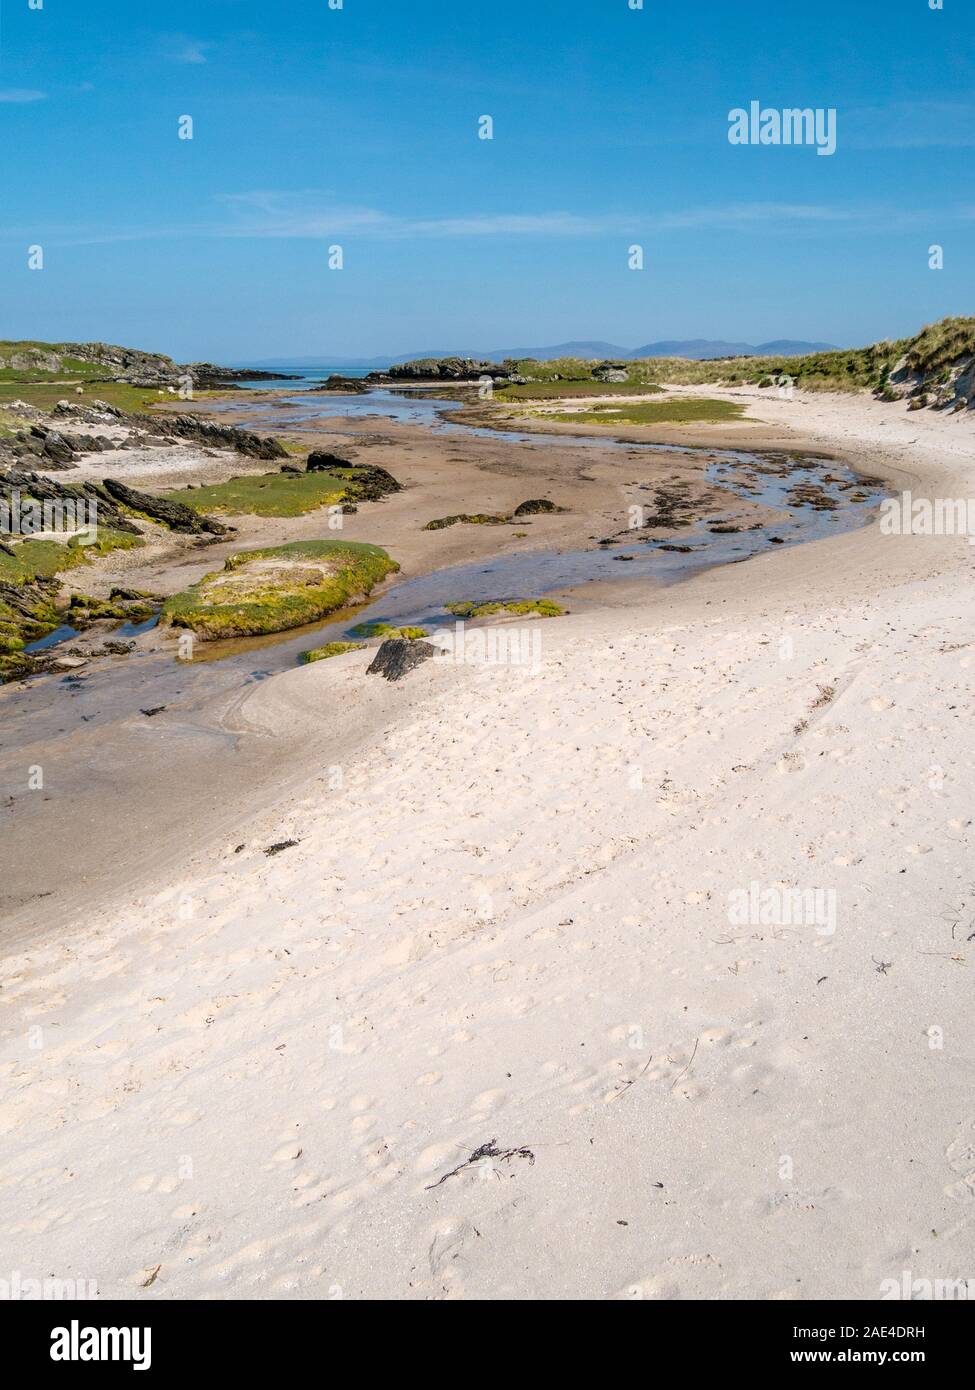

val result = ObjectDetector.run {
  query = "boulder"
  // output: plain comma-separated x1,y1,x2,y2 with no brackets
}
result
366,637,437,681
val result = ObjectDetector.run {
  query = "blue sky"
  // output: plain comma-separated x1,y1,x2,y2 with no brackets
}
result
1,0,971,360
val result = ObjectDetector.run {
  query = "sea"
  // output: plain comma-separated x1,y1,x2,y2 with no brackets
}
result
231,366,389,391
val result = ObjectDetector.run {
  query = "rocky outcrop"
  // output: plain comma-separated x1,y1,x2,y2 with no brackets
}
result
381,357,513,382
100,478,230,535
305,453,401,502
131,412,288,460
310,374,370,393
0,341,295,389
182,363,298,386
593,361,630,383
366,637,437,681
0,468,142,534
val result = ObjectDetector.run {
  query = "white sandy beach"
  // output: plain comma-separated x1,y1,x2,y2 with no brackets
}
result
2,390,974,1300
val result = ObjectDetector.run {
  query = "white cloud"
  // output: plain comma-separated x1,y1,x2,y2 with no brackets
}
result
0,89,47,103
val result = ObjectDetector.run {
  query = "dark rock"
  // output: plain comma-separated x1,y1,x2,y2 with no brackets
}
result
100,478,230,534
306,450,352,472
367,638,437,681
310,374,370,393
306,455,401,503
0,467,143,534
512,498,565,517
384,357,512,382
129,412,287,460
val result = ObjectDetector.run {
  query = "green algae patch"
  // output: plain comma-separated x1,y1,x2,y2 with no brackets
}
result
0,529,141,586
548,398,744,426
165,469,346,518
446,598,565,620
424,513,510,530
0,531,145,679
163,540,398,639
349,620,429,640
301,640,364,664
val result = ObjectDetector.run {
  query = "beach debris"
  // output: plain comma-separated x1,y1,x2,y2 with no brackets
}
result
367,637,437,682
873,957,893,974
138,1264,161,1289
609,1055,653,1102
139,705,166,717
425,1139,535,1190
670,1037,700,1093
265,839,299,856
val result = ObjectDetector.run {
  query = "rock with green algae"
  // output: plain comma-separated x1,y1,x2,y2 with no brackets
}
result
446,598,565,620
349,620,429,640
301,641,364,664
162,539,398,639
423,513,511,530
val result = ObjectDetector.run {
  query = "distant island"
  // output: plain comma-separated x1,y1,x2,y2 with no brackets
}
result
243,338,840,371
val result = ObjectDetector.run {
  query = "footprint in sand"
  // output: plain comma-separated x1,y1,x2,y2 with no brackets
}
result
944,1120,975,1201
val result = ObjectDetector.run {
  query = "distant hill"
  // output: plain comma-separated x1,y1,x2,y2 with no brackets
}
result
245,338,838,369
630,339,837,360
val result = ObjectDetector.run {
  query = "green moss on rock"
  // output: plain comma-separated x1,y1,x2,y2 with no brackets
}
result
423,513,510,530
349,620,429,640
301,641,364,664
446,598,565,620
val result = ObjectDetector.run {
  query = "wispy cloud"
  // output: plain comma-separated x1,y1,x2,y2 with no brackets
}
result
161,35,213,66
211,193,940,240
215,194,623,240
24,195,967,250
0,89,47,104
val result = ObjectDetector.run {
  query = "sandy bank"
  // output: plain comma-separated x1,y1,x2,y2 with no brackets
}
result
1,390,973,1300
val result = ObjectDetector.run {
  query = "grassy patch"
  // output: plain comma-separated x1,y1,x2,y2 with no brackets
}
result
0,381,165,413
446,598,565,620
496,380,661,401
166,469,346,518
549,398,745,426
301,641,364,664
163,539,398,639
0,529,142,585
